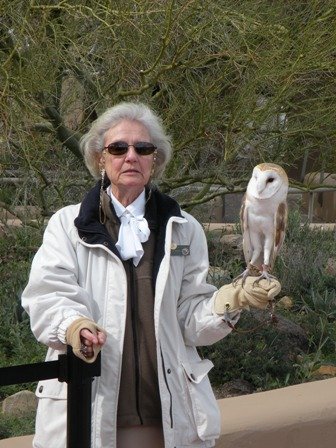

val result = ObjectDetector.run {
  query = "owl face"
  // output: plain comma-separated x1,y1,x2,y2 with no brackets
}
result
247,163,288,200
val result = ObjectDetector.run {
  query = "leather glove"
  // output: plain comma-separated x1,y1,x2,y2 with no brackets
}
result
214,277,281,316
66,317,107,363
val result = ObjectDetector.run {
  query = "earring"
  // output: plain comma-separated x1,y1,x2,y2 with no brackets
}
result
99,167,106,225
151,150,157,178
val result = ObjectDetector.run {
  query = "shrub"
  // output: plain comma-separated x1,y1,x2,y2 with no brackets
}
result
0,412,35,439
204,210,336,390
0,226,46,400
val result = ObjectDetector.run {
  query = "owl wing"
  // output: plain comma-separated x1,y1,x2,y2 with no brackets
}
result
240,195,253,266
270,201,288,269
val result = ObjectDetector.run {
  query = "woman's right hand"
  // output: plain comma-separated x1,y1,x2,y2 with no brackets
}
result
80,327,107,359
66,317,107,363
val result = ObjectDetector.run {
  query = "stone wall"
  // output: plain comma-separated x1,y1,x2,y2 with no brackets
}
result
302,172,336,222
1,378,336,447
217,377,336,448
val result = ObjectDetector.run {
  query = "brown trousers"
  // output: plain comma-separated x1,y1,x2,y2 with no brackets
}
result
117,426,165,448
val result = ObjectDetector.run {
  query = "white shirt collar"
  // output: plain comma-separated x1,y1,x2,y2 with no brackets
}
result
106,186,146,219
105,186,149,266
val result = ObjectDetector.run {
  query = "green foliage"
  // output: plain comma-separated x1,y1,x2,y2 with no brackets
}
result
204,210,336,390
200,311,303,390
205,224,243,287
0,412,35,439
0,226,46,400
293,317,333,382
1,0,335,217
283,212,336,351
276,210,336,304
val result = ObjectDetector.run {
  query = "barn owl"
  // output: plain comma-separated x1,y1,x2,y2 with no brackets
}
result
234,163,289,285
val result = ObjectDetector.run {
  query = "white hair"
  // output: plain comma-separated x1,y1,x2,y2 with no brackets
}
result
80,102,172,180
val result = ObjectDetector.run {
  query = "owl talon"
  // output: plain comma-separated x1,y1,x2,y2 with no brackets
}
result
252,266,277,287
232,268,250,287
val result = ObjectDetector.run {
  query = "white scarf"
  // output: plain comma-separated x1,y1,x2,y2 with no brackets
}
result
107,187,150,267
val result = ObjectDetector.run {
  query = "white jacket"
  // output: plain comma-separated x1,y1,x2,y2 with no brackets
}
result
22,189,234,448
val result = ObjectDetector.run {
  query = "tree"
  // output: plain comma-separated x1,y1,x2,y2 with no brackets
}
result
0,0,335,224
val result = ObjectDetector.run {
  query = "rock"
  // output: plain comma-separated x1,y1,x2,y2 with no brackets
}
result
2,390,37,416
325,258,336,276
220,234,243,251
277,296,294,309
208,266,231,285
250,309,309,349
213,379,255,399
203,223,237,233
312,364,336,378
303,172,336,222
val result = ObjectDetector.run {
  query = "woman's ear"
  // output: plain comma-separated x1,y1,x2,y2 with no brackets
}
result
98,151,106,170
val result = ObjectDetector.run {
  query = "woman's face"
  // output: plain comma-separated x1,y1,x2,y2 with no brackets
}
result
101,119,155,205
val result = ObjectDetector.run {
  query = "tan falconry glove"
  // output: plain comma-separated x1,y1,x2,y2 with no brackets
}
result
214,277,281,319
66,317,107,363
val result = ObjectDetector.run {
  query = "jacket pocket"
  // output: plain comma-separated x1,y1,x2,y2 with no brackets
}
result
36,378,67,399
182,358,220,441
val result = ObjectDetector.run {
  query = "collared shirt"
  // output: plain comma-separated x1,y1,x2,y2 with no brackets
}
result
106,187,150,266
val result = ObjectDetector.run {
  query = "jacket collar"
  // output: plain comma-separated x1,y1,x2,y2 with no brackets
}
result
74,181,183,254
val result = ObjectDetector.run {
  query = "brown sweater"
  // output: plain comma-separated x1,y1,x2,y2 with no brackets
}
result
101,192,162,427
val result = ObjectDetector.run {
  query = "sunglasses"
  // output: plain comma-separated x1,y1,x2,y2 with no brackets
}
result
104,141,157,156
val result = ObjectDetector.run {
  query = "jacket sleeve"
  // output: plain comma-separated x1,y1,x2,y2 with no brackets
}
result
21,206,95,350
176,214,239,346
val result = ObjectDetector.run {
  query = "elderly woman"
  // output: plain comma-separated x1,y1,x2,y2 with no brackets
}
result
22,102,280,448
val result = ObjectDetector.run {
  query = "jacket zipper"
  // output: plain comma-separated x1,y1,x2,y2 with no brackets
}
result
129,261,144,425
160,349,174,428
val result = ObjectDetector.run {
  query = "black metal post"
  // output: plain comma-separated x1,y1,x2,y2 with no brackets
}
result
0,346,101,448
59,346,101,448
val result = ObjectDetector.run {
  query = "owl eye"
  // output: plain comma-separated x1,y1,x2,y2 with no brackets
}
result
267,177,275,183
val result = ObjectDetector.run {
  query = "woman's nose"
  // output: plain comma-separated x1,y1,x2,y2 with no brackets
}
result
124,145,138,161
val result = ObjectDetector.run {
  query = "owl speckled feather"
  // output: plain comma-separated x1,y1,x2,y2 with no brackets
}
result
235,163,288,284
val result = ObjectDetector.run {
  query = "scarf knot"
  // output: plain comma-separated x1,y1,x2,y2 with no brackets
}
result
107,188,149,266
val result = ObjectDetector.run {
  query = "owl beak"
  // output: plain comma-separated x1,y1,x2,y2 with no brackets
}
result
257,183,265,195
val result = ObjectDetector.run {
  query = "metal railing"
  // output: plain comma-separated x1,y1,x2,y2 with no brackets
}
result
0,346,101,447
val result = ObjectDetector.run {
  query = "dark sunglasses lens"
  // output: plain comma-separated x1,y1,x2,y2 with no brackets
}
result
105,141,156,155
106,142,128,155
135,143,156,155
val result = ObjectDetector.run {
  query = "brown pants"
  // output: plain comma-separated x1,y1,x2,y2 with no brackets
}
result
117,426,165,448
